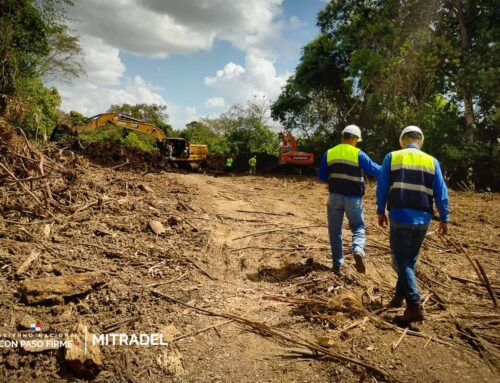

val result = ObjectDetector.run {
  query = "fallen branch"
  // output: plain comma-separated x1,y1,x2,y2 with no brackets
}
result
448,274,500,291
0,162,44,206
102,317,137,333
15,249,41,277
176,214,199,232
371,315,478,357
110,160,130,170
332,317,369,337
475,259,499,309
392,328,407,351
144,271,189,288
230,245,329,253
170,320,233,343
151,290,396,381
186,258,217,280
235,209,294,216
65,200,99,220
231,225,322,241
177,201,197,212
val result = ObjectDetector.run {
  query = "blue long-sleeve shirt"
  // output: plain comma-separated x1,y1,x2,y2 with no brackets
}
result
376,144,449,224
317,148,381,197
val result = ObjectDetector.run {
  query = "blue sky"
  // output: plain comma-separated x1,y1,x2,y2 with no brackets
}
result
56,0,326,129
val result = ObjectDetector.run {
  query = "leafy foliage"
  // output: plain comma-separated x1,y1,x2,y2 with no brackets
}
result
180,121,229,154
202,99,279,156
15,78,62,139
272,0,499,189
0,0,83,138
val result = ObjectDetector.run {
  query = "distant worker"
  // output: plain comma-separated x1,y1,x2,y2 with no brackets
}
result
248,155,257,175
377,126,449,323
317,125,381,276
166,143,173,159
225,156,234,173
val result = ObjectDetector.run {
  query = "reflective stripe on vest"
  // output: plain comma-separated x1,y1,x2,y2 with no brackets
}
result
388,148,435,213
326,144,364,196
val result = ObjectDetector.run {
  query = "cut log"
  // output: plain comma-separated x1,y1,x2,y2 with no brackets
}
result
64,321,103,378
20,272,106,304
16,249,41,277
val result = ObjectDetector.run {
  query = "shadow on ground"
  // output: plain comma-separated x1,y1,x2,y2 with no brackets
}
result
246,259,330,283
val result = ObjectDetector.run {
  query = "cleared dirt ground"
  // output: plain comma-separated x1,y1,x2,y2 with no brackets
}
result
0,143,499,382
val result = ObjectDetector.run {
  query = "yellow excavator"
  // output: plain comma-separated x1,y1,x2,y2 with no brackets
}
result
51,113,208,165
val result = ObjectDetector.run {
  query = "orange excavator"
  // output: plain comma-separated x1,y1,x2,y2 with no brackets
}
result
51,113,208,166
278,132,314,173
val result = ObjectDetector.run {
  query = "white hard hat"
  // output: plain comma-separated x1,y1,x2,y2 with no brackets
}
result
399,125,424,147
342,124,362,142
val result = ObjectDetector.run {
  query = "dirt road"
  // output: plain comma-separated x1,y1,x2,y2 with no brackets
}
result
171,173,499,383
1,167,499,382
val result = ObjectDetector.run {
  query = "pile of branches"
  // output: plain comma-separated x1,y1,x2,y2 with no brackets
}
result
0,118,83,221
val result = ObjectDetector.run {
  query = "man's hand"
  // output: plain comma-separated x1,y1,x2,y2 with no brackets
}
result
378,214,388,228
438,222,448,235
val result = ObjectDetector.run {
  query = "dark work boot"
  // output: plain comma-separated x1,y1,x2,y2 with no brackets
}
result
387,294,405,308
353,251,366,273
332,267,342,277
401,303,425,322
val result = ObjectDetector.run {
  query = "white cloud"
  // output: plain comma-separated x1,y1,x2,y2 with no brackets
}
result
288,16,307,30
56,0,292,129
204,97,226,108
58,75,197,129
77,35,125,85
204,54,289,106
58,76,167,117
204,63,245,86
68,0,284,58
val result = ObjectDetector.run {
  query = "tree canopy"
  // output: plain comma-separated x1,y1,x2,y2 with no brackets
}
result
0,0,83,138
271,0,499,189
199,99,279,156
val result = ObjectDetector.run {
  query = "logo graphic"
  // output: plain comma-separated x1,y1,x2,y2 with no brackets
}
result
30,323,42,332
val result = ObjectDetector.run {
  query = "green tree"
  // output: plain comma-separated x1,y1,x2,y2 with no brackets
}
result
39,24,84,81
0,0,83,139
0,0,50,98
181,121,228,154
17,78,61,139
272,0,499,189
68,110,86,124
204,99,279,156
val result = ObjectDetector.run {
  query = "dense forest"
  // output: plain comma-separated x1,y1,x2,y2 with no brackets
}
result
0,0,498,189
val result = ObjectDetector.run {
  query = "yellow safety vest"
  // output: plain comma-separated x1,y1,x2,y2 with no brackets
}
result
326,144,363,195
389,148,435,212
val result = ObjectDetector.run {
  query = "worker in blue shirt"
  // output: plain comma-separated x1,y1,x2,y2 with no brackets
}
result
377,126,449,323
318,125,381,276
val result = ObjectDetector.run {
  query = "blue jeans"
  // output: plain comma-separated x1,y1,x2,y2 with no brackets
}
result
390,221,429,304
327,193,365,270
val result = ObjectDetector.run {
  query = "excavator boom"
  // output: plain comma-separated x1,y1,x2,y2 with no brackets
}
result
50,112,208,166
78,113,167,143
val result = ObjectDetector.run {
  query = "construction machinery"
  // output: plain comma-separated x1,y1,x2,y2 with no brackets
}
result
51,113,208,166
276,132,315,174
